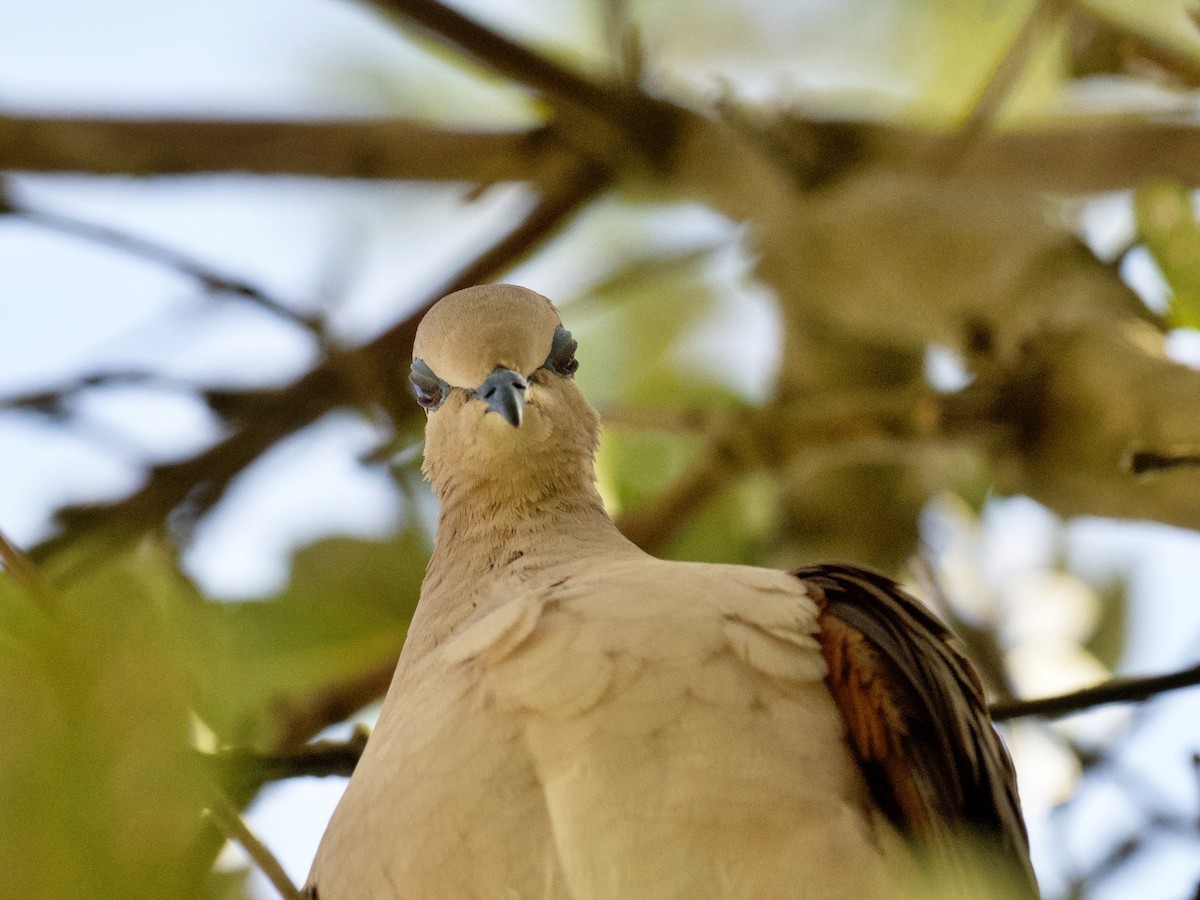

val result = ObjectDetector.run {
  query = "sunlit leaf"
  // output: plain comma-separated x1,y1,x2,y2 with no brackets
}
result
1085,577,1129,671
1134,177,1200,328
571,243,727,408
184,529,428,750
1078,0,1200,72
666,471,776,566
0,557,210,900
900,0,1068,124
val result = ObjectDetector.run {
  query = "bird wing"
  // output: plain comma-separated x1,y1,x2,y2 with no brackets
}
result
305,619,570,899
795,563,1037,895
442,558,905,900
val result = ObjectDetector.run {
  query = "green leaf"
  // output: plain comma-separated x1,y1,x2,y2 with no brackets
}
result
570,243,727,409
597,425,705,515
1134,177,1200,328
1077,0,1200,73
184,528,428,750
665,472,777,566
0,556,210,900
903,0,1069,123
1085,577,1129,671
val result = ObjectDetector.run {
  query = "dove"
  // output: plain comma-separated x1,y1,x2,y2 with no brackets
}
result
305,283,1036,899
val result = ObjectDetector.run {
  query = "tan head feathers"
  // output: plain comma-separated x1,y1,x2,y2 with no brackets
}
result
414,284,562,389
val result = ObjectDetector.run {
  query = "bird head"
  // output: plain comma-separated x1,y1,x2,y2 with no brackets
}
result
411,284,601,498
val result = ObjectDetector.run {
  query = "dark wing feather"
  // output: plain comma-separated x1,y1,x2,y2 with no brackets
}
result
794,563,1038,896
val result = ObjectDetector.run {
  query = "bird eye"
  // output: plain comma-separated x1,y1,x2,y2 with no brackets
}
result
543,325,579,378
410,359,448,411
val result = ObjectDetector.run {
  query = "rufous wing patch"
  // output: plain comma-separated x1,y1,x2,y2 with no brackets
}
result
797,563,1037,896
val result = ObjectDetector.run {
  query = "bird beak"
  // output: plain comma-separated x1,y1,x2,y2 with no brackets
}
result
476,367,528,427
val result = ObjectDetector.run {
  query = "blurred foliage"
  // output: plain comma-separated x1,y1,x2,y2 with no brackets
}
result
3,0,1200,898
0,554,208,900
1136,176,1200,328
0,522,424,899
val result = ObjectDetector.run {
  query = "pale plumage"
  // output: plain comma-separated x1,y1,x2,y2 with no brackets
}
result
306,284,1036,899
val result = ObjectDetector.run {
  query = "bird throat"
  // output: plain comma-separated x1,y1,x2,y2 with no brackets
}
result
406,440,629,670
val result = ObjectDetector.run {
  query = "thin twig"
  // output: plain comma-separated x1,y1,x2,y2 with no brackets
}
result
369,0,677,162
3,183,318,332
942,0,1062,173
1125,449,1200,475
991,661,1200,721
204,785,302,900
34,162,608,596
0,526,55,612
369,0,621,119
202,662,1200,786
208,729,370,788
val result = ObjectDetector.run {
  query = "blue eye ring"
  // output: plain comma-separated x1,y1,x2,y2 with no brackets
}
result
543,325,579,378
410,358,449,411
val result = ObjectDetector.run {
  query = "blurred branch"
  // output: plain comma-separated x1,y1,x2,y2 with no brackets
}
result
216,660,1200,786
1069,0,1200,87
0,526,54,612
33,160,609,581
369,0,617,115
368,0,673,159
944,0,1061,172
0,113,561,180
7,109,1200,192
273,656,398,750
2,181,319,331
208,729,369,788
1125,448,1200,474
0,370,197,414
204,784,301,900
615,444,736,553
991,660,1200,721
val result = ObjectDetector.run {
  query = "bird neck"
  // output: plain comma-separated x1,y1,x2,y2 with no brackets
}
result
403,455,636,669
429,467,618,572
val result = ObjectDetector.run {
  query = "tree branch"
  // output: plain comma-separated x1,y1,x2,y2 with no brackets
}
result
2,181,318,331
1068,0,1200,87
32,160,609,579
1125,448,1200,474
208,729,369,788
991,661,1200,721
942,0,1061,172
367,0,619,116
204,783,301,900
209,660,1200,785
371,0,680,168
0,114,560,180
615,443,736,554
7,109,1200,193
